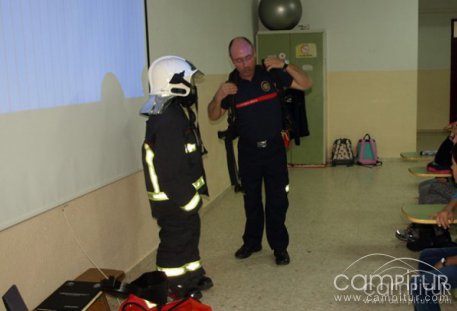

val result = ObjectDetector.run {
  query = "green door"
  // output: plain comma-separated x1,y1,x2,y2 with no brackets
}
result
256,31,325,165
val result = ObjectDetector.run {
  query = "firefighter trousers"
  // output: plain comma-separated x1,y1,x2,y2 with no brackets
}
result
150,200,204,288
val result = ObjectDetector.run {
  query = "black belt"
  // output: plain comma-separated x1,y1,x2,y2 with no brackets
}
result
240,136,281,149
256,140,267,148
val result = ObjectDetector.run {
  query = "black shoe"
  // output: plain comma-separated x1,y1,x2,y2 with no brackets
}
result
395,224,414,242
197,276,213,291
395,229,409,241
234,244,262,259
274,250,290,265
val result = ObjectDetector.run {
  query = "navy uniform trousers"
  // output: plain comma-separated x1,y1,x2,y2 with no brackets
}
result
238,135,289,252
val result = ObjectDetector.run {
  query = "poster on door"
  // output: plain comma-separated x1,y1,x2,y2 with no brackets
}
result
295,43,317,58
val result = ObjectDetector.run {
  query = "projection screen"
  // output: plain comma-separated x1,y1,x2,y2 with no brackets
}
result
0,0,148,230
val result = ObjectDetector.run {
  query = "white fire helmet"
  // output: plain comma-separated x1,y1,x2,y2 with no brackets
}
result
140,56,203,115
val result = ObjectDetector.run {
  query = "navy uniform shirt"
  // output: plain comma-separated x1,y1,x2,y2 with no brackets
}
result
221,65,293,142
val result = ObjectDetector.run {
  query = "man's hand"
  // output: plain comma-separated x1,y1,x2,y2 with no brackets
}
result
216,82,238,101
263,57,313,90
263,57,285,71
208,82,236,121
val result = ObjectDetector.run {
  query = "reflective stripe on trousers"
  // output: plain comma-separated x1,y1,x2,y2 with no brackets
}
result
157,260,202,277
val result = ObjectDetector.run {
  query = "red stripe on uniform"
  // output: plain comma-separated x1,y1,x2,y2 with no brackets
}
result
235,92,278,109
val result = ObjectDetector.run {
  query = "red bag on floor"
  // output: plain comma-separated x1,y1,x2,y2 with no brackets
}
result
119,294,212,311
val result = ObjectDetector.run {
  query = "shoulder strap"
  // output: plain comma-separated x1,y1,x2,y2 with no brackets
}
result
226,70,238,126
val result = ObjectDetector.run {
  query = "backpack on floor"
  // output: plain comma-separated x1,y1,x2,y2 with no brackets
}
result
331,138,354,166
405,224,457,252
355,133,382,166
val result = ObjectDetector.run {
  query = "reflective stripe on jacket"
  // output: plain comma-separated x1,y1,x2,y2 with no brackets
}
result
144,143,205,211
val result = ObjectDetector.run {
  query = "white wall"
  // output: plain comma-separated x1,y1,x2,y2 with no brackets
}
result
147,0,258,74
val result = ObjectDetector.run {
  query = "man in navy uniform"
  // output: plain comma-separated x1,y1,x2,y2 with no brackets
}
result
208,37,312,265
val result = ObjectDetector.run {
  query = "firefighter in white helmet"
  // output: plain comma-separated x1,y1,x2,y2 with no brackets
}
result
140,55,212,300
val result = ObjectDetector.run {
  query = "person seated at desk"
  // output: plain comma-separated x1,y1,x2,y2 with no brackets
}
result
410,143,457,311
396,123,457,241
420,122,457,203
424,122,457,175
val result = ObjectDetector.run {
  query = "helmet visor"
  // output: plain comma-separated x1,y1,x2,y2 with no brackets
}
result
139,95,174,116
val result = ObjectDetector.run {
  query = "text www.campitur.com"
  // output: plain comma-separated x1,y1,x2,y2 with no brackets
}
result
335,294,451,305
334,294,363,302
334,294,413,304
